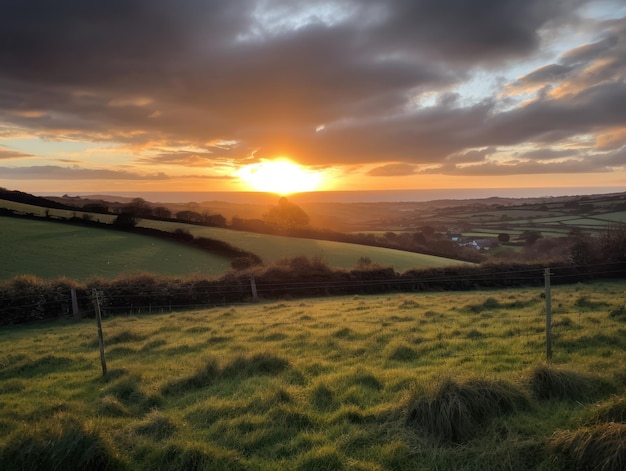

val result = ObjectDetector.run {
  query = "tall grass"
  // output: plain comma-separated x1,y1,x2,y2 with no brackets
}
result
0,282,625,469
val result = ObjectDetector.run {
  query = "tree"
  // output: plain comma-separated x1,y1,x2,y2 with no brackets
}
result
112,212,140,228
519,230,542,246
497,233,510,243
124,198,153,218
263,197,310,231
153,206,172,219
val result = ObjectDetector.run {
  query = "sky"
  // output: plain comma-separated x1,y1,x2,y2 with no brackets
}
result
0,0,625,196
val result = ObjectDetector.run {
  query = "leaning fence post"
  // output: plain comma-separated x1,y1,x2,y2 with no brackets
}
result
71,288,79,318
92,289,108,376
544,268,552,360
250,276,258,301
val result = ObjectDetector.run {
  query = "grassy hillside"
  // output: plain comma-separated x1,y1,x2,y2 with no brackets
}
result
0,282,624,469
137,219,467,271
0,197,470,276
0,216,231,280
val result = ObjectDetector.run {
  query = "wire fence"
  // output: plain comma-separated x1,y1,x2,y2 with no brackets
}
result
1,263,625,362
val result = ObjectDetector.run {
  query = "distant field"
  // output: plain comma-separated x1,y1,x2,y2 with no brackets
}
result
0,282,624,469
0,216,231,280
137,219,469,271
0,199,471,274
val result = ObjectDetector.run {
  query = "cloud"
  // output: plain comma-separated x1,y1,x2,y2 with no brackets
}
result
0,0,624,182
0,147,36,160
367,163,417,176
0,166,171,180
423,158,613,176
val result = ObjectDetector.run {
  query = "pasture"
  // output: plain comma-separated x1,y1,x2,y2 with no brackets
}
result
0,216,231,280
0,281,624,469
137,219,466,271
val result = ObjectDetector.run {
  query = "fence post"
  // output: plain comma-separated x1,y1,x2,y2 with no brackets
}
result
250,276,258,301
544,268,552,360
71,288,79,318
92,289,108,376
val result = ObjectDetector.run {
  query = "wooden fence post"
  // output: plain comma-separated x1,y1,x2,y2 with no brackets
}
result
250,276,258,301
92,289,107,376
544,268,552,360
71,288,79,318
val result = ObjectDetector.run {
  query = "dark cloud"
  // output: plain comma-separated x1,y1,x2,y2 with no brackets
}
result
0,0,623,181
370,0,584,63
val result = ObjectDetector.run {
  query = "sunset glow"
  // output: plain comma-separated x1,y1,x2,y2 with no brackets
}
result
235,160,323,194
0,1,624,196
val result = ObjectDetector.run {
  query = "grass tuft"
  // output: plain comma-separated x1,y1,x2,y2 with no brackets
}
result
134,410,178,440
0,415,122,470
105,374,162,412
550,422,626,471
609,305,626,321
148,442,247,471
311,384,336,411
406,377,529,444
296,445,344,471
387,344,418,361
221,353,290,379
107,329,148,345
161,358,219,395
529,364,612,402
97,395,130,417
587,397,626,424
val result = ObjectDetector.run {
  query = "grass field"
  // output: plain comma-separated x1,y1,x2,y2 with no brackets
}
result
0,199,470,277
137,219,467,271
1,281,624,469
0,216,231,280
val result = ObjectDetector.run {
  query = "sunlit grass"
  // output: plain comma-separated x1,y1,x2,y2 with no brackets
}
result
0,281,625,469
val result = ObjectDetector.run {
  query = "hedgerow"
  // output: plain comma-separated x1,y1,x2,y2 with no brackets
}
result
1,258,625,325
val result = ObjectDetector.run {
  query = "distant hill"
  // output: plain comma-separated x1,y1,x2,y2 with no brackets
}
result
0,188,80,211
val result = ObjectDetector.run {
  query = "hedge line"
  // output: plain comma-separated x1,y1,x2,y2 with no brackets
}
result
2,258,625,325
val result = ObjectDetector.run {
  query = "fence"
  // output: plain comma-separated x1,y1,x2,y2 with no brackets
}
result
1,267,624,374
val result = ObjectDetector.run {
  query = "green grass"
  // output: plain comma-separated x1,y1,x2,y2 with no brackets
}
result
0,216,231,280
1,281,625,469
138,219,468,271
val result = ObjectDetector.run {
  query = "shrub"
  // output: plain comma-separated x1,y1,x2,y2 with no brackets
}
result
406,377,529,444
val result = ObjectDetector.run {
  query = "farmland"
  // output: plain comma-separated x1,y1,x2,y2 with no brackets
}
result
0,282,624,469
0,216,231,280
136,218,466,271
0,203,469,281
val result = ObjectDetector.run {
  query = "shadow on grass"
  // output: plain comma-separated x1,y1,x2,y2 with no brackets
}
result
162,353,290,396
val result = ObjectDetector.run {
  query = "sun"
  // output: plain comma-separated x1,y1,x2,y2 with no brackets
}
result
235,159,323,194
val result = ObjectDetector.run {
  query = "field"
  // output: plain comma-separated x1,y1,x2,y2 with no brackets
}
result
0,207,469,281
1,282,625,470
0,216,231,280
137,219,466,271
